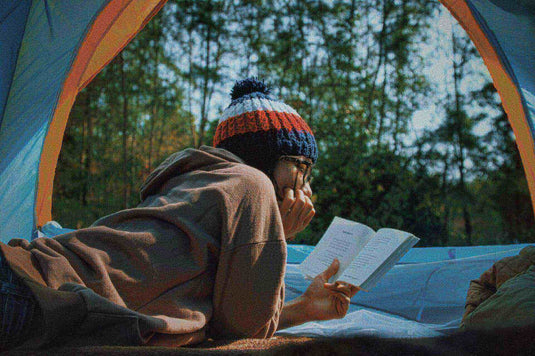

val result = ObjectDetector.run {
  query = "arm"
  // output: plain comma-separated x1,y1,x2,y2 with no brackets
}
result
278,296,310,330
209,172,287,339
277,189,359,331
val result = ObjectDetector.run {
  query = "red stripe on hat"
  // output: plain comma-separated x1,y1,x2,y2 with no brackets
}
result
213,111,313,146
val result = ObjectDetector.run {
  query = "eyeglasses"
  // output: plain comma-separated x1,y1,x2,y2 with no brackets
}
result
278,156,314,186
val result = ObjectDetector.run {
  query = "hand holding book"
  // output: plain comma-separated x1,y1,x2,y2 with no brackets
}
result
279,257,362,329
300,258,362,321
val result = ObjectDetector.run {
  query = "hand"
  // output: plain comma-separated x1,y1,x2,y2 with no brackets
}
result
301,259,360,321
278,188,315,239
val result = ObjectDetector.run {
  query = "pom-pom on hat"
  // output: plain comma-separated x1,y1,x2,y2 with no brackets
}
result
213,77,318,174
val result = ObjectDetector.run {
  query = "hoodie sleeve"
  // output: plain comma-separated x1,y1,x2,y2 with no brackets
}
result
209,169,286,339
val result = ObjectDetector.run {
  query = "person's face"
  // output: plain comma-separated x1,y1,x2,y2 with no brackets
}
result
272,155,313,201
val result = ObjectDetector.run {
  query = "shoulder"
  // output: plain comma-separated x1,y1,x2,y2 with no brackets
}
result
224,163,276,197
218,163,280,224
218,164,285,250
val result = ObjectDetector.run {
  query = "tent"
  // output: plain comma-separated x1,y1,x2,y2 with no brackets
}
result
0,0,534,339
0,0,166,240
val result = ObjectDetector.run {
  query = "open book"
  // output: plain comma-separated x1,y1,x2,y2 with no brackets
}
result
299,217,419,290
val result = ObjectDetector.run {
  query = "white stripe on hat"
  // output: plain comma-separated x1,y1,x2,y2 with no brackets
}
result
218,97,300,124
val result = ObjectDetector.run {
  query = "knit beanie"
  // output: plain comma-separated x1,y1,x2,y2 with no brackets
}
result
213,78,318,174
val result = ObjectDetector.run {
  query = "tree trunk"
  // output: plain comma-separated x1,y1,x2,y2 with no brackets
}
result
119,52,129,209
147,40,160,175
79,91,87,204
441,157,450,245
186,25,198,148
198,24,212,147
452,30,473,245
376,61,388,150
365,0,389,130
82,89,93,207
392,93,401,153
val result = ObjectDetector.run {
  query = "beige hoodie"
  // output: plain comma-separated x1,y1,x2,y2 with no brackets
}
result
1,146,286,348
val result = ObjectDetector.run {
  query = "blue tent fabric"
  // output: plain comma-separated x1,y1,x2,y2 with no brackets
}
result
287,243,530,265
468,0,535,138
0,1,110,241
0,0,31,126
0,1,165,242
438,0,535,211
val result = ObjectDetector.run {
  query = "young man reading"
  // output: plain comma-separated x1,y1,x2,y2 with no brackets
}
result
0,78,359,350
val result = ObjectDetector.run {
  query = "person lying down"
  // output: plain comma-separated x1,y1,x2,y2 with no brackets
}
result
0,78,359,351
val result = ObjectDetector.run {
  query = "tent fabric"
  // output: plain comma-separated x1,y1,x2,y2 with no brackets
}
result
36,0,167,228
0,0,166,242
439,0,535,213
0,0,32,126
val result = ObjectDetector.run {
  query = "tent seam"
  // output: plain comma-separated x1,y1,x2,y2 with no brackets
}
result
79,0,168,90
74,0,136,93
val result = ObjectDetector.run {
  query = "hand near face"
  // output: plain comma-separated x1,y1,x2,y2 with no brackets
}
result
278,187,315,239
302,259,360,320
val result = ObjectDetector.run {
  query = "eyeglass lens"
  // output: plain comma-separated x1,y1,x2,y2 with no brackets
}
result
281,157,312,185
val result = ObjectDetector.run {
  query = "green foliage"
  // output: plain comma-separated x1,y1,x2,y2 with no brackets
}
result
53,1,534,245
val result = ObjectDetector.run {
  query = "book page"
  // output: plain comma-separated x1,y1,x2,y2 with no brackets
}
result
361,235,419,290
299,217,375,282
337,228,413,286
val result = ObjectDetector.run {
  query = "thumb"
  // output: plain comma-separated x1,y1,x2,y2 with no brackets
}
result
320,259,340,280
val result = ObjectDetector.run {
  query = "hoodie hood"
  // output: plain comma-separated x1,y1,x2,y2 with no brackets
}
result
139,146,245,200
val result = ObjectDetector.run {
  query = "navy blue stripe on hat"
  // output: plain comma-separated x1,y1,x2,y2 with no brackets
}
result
217,129,317,173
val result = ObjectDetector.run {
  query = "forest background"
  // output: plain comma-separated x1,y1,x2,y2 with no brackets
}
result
53,0,535,246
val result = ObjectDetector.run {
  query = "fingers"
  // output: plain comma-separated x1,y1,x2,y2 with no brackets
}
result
297,194,314,222
320,259,340,280
289,189,305,219
279,188,295,215
285,190,302,234
324,281,361,298
280,188,315,238
289,190,314,232
325,282,354,318
348,284,361,297
302,206,315,227
333,293,350,317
